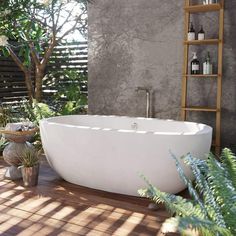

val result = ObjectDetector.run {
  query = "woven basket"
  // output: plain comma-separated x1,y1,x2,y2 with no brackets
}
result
0,127,39,136
0,127,39,143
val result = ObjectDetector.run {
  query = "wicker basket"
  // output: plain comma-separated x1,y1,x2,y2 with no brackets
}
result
0,127,39,143
0,127,39,136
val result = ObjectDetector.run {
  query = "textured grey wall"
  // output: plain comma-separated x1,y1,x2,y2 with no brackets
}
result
88,0,236,150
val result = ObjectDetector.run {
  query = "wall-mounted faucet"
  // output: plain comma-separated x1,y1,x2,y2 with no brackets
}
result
135,87,151,118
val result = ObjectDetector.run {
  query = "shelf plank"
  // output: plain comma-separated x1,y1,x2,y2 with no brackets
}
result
184,39,220,45
184,3,221,13
182,106,218,112
184,74,220,78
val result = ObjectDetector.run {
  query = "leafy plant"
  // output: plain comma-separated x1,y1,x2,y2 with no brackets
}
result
0,105,17,127
21,99,55,125
0,137,8,155
18,148,41,168
46,70,88,115
139,148,236,236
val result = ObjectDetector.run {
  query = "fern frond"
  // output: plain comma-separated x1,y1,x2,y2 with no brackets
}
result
162,216,233,236
139,149,236,236
221,148,236,189
170,152,208,218
184,154,227,228
139,175,203,218
206,155,236,233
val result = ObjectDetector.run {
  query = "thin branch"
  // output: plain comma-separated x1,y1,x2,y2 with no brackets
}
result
57,11,85,42
40,38,57,69
29,42,41,67
7,47,28,74
32,14,53,29
55,3,63,29
51,1,56,35
55,5,78,33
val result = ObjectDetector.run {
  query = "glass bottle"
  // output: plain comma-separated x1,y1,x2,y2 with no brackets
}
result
198,25,205,40
188,22,196,41
191,52,200,75
203,52,213,75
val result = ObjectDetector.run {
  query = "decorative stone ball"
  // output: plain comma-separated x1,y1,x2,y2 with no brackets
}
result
3,142,34,167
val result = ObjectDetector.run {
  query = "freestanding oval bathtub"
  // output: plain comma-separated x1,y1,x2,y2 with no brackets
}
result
40,115,212,196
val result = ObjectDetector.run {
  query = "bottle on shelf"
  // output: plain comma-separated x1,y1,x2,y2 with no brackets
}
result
191,52,200,74
203,0,214,4
203,52,213,75
198,25,205,40
188,22,196,41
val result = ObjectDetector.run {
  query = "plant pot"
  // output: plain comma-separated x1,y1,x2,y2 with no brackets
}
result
21,164,40,187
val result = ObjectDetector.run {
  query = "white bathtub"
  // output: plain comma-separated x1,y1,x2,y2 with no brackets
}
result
40,115,212,196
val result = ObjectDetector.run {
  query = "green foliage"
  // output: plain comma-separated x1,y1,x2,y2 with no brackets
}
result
139,149,236,236
0,137,8,154
0,105,21,127
18,100,55,150
0,100,54,150
1,101,53,127
21,99,55,125
46,70,88,115
18,148,41,168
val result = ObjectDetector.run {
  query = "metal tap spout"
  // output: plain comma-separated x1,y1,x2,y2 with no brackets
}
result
135,87,151,118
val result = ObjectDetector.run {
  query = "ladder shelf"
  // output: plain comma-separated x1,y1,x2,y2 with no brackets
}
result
181,0,224,155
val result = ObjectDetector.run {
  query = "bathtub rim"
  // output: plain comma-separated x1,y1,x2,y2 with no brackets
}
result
39,115,213,136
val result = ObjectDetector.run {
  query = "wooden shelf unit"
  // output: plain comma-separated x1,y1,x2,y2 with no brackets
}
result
181,0,224,155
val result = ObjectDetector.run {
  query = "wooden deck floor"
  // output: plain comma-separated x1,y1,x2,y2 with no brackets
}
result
0,157,179,236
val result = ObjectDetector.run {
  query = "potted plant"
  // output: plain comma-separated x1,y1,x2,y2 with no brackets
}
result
18,149,41,187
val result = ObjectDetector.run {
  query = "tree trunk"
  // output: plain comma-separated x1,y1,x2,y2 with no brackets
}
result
24,71,34,103
35,67,44,102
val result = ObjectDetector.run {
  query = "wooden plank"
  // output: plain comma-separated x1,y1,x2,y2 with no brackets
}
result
184,3,221,13
184,39,220,45
182,106,218,112
52,46,88,52
0,67,23,72
48,62,88,67
0,96,28,102
52,51,88,56
181,0,190,121
215,0,224,155
0,158,176,236
0,87,27,92
0,71,24,76
57,41,87,46
185,74,219,78
0,82,26,87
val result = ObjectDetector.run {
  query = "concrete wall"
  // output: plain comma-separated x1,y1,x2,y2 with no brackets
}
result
88,0,236,150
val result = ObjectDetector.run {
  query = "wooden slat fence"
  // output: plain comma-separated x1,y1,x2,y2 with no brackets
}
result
0,41,88,104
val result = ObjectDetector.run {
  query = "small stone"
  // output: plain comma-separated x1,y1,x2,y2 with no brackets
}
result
148,203,159,211
4,166,22,180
